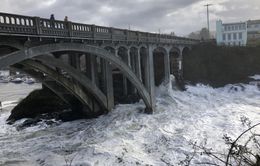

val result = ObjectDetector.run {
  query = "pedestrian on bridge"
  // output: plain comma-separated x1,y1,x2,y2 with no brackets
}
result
50,14,55,28
64,16,68,22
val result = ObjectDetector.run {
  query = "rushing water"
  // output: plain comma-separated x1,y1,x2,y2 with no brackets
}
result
0,77,259,166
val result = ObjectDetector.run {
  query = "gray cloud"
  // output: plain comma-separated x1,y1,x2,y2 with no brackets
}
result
0,0,259,36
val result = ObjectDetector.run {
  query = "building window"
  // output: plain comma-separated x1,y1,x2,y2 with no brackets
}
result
239,25,241,30
222,34,226,40
228,26,230,31
228,33,231,40
224,26,227,31
233,33,237,40
239,32,242,39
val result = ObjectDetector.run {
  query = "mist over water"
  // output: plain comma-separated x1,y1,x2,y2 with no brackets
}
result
0,78,259,166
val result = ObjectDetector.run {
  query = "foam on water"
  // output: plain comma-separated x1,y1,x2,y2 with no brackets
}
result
249,74,260,80
0,79,259,165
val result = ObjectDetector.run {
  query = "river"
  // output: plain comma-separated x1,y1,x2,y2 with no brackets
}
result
0,77,259,166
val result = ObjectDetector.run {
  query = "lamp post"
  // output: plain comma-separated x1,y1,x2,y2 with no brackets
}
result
204,3,213,38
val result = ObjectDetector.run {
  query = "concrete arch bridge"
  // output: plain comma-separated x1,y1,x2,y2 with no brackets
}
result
0,12,198,115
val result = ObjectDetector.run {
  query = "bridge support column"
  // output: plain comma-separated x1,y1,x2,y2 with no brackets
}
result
122,49,130,96
164,50,171,86
179,51,183,77
69,53,80,69
102,61,114,111
75,54,81,70
130,48,141,95
85,54,98,85
136,49,142,81
144,45,155,113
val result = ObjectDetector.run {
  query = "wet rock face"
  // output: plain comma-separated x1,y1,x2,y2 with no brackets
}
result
7,87,106,127
183,43,260,87
7,88,70,124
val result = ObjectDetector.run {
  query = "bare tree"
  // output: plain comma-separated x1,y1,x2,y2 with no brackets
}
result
179,116,260,166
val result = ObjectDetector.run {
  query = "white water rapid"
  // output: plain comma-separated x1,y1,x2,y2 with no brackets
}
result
0,77,259,166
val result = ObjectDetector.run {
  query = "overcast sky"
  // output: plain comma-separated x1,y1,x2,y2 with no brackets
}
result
1,0,260,36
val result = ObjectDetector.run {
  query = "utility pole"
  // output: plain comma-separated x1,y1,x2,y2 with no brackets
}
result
204,3,212,38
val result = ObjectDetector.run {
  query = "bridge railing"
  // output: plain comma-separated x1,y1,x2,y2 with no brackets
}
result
0,12,36,34
0,12,198,44
39,18,69,37
94,25,111,40
70,22,92,38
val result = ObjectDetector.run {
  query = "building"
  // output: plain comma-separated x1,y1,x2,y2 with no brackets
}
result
216,20,247,46
216,19,260,46
247,20,260,46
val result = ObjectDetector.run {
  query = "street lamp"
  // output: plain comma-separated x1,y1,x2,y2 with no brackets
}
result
204,3,213,38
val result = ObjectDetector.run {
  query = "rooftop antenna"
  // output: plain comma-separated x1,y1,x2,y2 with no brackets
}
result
204,3,213,37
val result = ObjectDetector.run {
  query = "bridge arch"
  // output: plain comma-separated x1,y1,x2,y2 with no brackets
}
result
0,42,21,59
101,44,116,51
11,63,75,106
104,46,116,53
34,55,107,107
169,47,181,56
138,44,147,49
0,42,98,112
129,45,138,50
0,43,152,111
14,60,103,114
0,40,24,50
182,47,190,57
115,44,129,51
182,46,191,78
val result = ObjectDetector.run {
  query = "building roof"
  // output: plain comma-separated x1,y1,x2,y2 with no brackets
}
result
222,22,246,26
247,19,260,25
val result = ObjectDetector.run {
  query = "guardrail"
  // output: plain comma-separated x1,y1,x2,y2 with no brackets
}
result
0,12,198,44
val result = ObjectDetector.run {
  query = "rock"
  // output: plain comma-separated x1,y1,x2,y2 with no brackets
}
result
7,88,69,123
6,87,104,127
16,118,41,130
58,110,84,122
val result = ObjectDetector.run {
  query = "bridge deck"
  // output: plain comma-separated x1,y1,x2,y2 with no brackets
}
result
0,12,197,45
